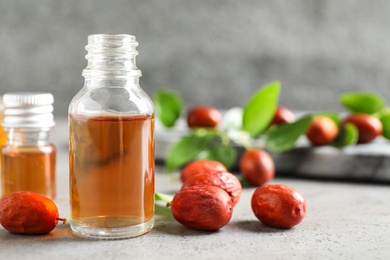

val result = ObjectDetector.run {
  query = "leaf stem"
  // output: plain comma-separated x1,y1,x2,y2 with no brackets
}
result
57,217,68,225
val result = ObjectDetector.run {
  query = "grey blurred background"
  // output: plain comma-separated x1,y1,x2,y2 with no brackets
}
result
1,0,390,117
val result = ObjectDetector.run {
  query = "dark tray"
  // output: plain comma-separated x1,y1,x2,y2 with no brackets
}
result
156,119,390,184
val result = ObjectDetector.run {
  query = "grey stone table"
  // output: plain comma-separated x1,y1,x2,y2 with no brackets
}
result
0,119,389,260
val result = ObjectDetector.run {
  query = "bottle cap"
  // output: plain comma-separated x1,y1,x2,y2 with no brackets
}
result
2,92,55,129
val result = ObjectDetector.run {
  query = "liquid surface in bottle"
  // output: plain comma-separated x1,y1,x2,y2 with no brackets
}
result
1,145,56,199
69,114,155,228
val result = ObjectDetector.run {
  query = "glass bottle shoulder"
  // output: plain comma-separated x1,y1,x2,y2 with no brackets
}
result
69,84,154,117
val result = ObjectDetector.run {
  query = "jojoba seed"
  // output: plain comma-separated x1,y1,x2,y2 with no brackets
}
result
0,191,60,235
239,149,275,186
306,116,338,146
182,170,242,207
251,184,306,229
180,159,227,183
271,106,295,126
171,185,233,231
342,114,383,143
187,105,222,128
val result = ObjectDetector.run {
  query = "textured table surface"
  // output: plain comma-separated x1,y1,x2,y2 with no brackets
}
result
0,119,389,260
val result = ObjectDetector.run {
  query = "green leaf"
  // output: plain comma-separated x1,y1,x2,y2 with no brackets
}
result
155,204,174,216
154,90,183,127
340,92,385,114
332,123,358,147
265,115,313,153
164,131,215,172
194,142,237,170
380,110,390,140
243,81,281,137
155,192,174,203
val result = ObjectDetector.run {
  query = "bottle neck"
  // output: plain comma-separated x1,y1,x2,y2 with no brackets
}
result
82,34,142,81
84,76,140,89
5,128,51,146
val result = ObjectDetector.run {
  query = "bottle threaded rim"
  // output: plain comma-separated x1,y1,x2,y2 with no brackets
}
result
83,34,142,78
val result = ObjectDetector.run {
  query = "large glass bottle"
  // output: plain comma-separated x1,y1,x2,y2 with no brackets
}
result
68,34,155,239
1,92,56,199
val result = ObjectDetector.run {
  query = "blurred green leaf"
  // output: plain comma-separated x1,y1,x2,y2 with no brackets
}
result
265,115,313,153
243,81,280,137
155,192,174,203
165,133,212,172
332,123,358,147
194,142,237,170
154,90,182,127
380,109,390,140
155,204,174,217
340,92,385,114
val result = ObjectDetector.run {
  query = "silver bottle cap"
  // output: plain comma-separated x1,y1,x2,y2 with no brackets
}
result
2,92,55,129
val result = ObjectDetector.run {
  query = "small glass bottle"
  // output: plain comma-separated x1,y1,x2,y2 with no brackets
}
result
1,92,56,199
69,34,155,239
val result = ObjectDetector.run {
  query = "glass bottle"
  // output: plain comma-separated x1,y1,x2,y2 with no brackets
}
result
1,92,56,199
68,34,155,239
